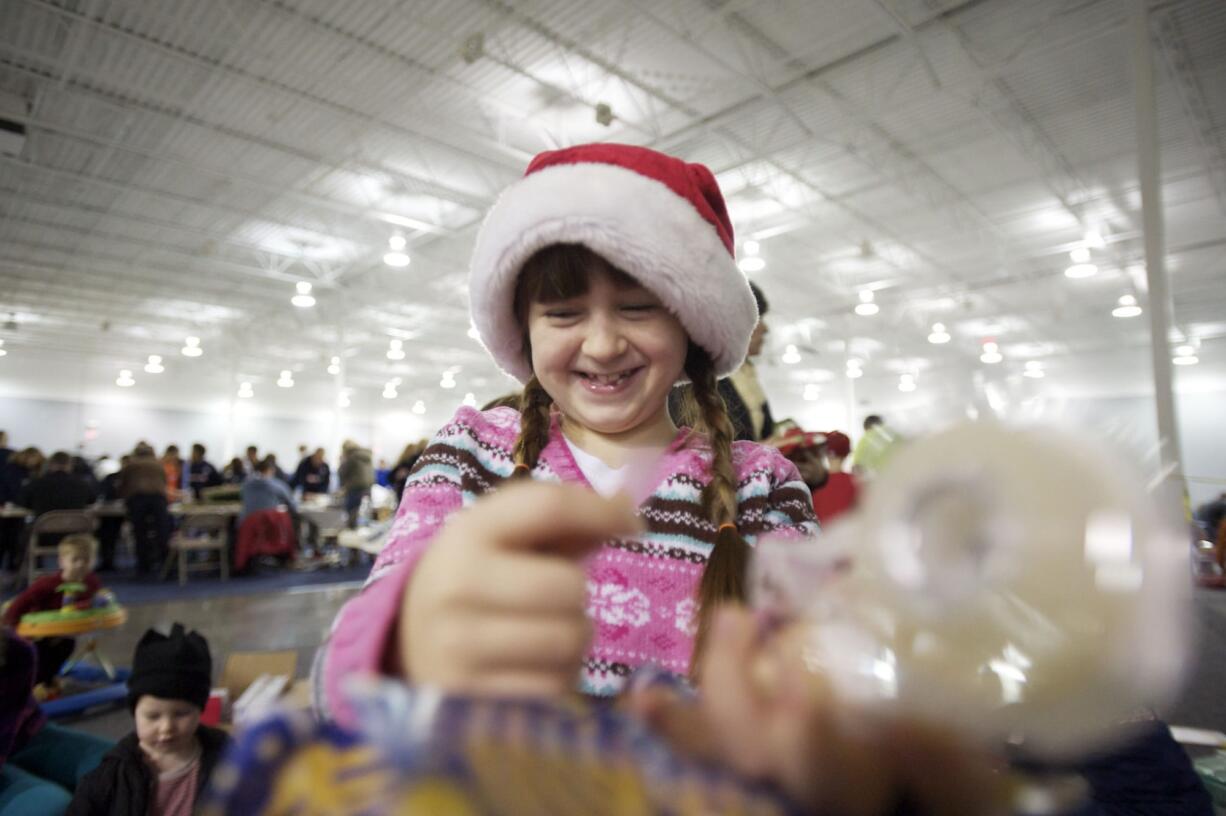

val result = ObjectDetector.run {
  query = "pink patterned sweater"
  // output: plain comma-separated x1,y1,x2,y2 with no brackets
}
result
315,406,819,726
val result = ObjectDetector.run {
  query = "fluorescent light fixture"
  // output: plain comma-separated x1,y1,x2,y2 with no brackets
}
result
1064,263,1098,279
388,234,407,251
412,400,426,415
383,387,398,399
181,336,203,357
737,256,765,273
292,281,316,308
927,322,950,344
898,374,916,392
1112,295,1142,318
462,392,478,408
1023,360,1045,379
116,369,135,387
387,338,405,360
1069,246,1091,264
1172,355,1198,366
980,341,1002,364
855,290,879,316
1175,344,1195,357
144,354,164,374
383,250,411,267
277,370,294,388
781,344,801,364
1084,229,1106,249
337,390,351,408
237,382,254,398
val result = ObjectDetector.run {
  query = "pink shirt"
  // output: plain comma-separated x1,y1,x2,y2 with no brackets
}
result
315,406,819,726
153,750,200,816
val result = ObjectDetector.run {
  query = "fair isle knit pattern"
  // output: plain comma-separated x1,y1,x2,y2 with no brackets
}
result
316,406,819,725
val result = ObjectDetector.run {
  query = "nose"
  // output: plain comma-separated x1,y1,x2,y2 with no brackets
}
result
581,312,628,361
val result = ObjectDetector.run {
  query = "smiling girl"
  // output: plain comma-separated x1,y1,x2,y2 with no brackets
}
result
315,143,819,724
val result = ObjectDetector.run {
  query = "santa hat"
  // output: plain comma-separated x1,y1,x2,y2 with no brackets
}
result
469,143,758,383
768,426,828,458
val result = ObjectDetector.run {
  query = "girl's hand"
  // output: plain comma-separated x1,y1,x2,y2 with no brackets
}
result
629,606,1005,815
400,482,643,697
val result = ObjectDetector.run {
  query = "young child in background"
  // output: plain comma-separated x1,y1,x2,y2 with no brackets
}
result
68,623,229,816
2,534,102,691
315,143,819,724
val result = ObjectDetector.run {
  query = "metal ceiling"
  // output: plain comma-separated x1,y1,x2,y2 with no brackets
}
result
0,0,1223,424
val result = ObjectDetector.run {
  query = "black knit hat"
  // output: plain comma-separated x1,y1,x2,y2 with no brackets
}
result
126,623,212,711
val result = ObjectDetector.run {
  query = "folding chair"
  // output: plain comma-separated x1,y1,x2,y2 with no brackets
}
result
25,510,95,585
162,512,230,586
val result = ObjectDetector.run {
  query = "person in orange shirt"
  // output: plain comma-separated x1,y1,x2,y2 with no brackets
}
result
161,446,183,502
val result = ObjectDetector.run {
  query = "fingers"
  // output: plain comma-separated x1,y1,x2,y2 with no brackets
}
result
464,614,593,674
457,482,643,558
467,552,589,614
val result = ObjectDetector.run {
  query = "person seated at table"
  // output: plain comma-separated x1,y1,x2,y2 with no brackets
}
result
243,445,261,477
235,459,298,573
161,446,184,503
1,534,102,693
68,623,230,816
186,445,222,501
16,451,96,519
221,457,246,486
0,448,44,585
119,445,170,577
289,448,330,499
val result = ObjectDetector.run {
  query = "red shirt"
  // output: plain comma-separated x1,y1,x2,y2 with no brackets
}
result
811,472,858,525
2,571,102,627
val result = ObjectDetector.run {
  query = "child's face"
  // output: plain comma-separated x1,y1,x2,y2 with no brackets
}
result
58,550,91,582
134,695,200,756
527,265,688,440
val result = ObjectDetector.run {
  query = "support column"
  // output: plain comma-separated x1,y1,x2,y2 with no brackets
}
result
1132,0,1185,494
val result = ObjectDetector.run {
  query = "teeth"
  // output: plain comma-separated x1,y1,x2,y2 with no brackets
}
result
584,370,631,384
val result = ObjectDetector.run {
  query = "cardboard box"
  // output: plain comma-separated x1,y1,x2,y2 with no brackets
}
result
207,650,308,730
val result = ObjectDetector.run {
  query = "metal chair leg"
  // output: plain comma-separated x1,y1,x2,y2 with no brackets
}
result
178,548,187,586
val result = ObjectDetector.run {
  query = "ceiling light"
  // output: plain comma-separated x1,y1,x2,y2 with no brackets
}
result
781,344,801,365
980,341,1002,364
1112,295,1142,318
927,322,950,344
1064,263,1098,279
237,382,254,398
387,338,405,360
1173,343,1198,366
1069,246,1091,264
292,281,316,308
845,363,863,379
1172,355,1198,366
738,256,765,273
1023,361,1045,379
383,248,411,267
383,387,398,400
462,392,477,408
388,234,407,252
181,336,203,357
327,363,340,375
412,400,426,415
277,370,294,388
803,383,821,401
337,390,351,408
144,354,164,374
898,374,916,393
0,349,6,358
440,377,456,389
1084,229,1106,249
855,290,879,316
743,240,760,256
116,369,135,387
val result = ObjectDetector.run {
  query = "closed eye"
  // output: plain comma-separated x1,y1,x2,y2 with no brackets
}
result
620,303,658,314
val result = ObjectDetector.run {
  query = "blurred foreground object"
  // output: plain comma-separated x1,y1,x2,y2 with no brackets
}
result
754,422,1191,759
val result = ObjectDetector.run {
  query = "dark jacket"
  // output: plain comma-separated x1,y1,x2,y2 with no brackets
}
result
67,725,230,816
338,448,374,492
667,379,775,443
290,457,331,495
17,470,96,517
187,460,223,499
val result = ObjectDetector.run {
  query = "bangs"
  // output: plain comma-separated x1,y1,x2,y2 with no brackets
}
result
513,244,639,322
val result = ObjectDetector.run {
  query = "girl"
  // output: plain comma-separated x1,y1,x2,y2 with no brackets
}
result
315,143,819,724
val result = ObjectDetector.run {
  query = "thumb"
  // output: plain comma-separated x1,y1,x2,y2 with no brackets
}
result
462,481,644,559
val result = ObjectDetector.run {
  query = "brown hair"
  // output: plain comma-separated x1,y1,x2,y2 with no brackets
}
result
58,533,98,561
508,243,749,678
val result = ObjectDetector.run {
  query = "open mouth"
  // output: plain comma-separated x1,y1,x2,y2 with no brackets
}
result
575,367,643,393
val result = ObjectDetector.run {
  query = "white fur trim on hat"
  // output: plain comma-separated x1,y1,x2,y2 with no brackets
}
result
468,162,757,383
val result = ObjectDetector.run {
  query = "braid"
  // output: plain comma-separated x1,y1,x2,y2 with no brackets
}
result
684,344,751,678
511,375,552,480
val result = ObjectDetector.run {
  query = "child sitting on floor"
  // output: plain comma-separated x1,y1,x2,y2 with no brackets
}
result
68,624,230,816
1,534,102,693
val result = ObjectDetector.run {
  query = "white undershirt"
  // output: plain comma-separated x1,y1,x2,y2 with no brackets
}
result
564,438,628,498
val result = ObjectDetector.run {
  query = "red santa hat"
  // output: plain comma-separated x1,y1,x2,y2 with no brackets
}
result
468,143,758,383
